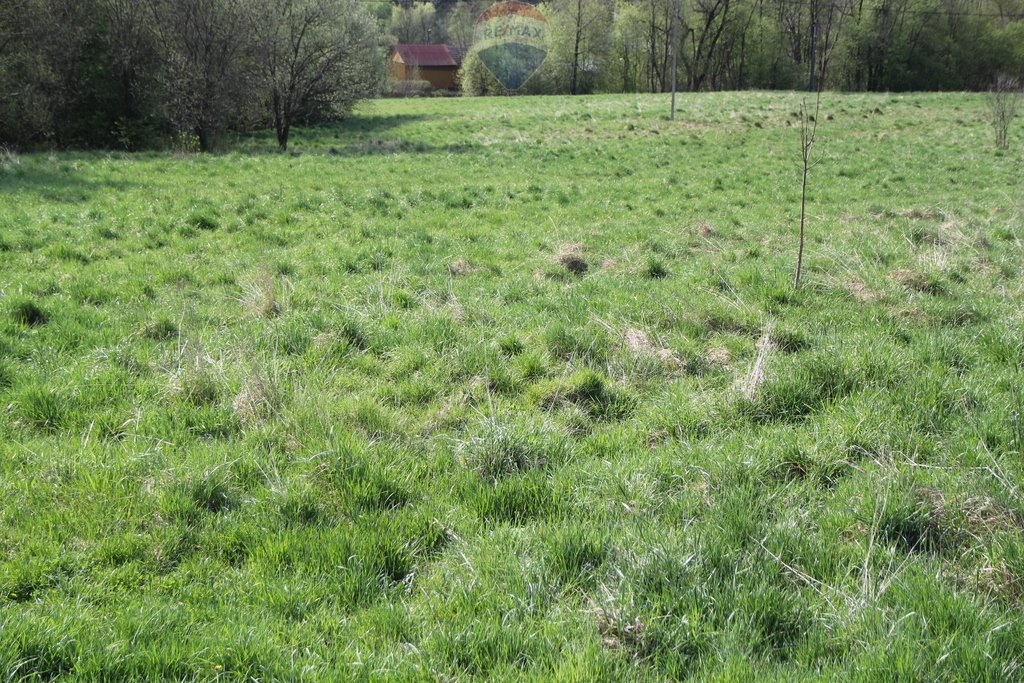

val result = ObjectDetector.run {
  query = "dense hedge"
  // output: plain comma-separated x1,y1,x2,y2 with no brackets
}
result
0,0,385,150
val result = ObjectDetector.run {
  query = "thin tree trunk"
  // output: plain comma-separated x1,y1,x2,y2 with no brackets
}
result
273,90,289,150
807,1,817,91
571,24,582,94
795,162,808,287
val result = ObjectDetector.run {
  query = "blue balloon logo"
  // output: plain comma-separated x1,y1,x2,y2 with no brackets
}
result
473,2,549,92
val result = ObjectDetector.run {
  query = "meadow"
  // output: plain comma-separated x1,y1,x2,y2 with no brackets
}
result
1,91,1023,681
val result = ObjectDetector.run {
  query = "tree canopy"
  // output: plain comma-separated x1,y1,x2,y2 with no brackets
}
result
0,0,385,149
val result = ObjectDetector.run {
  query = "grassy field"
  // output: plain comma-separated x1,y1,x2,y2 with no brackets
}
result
1,91,1023,681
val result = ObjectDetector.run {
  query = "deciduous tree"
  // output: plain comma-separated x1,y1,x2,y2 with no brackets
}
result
253,0,383,151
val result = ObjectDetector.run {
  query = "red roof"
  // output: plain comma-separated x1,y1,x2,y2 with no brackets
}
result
393,44,461,67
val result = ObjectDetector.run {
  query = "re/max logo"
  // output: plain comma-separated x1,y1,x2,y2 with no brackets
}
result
482,24,544,40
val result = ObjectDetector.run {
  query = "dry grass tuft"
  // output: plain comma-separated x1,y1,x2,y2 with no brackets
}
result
939,219,963,233
0,145,20,169
890,269,928,291
898,306,928,321
242,271,281,317
595,608,646,654
624,328,684,369
848,280,880,303
232,370,278,424
960,495,1023,535
169,351,222,405
448,259,481,277
556,243,588,275
705,346,732,368
742,328,775,399
624,328,654,354
900,208,942,220
916,487,1023,545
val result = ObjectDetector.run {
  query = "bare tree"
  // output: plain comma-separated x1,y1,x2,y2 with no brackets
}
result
0,0,36,107
252,0,382,151
445,1,489,49
144,0,254,151
682,0,734,91
0,0,30,60
807,0,853,90
553,0,613,95
100,0,156,124
795,91,820,289
988,74,1022,150
389,2,438,44
645,0,673,92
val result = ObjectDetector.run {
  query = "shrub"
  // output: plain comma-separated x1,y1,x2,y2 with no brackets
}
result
387,79,434,98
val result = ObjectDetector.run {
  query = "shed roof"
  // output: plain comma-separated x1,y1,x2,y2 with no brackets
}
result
392,44,463,67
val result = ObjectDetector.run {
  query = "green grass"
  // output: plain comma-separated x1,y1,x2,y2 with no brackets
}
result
1,91,1023,680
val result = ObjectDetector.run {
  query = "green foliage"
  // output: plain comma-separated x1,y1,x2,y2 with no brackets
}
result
387,79,435,98
0,0,385,149
459,48,511,97
456,0,1024,96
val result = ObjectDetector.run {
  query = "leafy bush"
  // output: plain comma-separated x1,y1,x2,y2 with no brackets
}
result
387,79,435,98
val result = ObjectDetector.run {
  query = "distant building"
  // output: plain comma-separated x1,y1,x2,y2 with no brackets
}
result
388,44,467,91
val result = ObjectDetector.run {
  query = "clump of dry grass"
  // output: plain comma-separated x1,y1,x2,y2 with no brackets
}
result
242,270,281,317
742,327,775,400
890,269,925,288
448,259,481,277
917,487,1023,539
0,145,20,169
961,495,1023,535
169,351,222,405
556,243,588,275
848,280,880,303
624,328,653,354
595,607,647,654
624,328,683,369
705,346,732,368
232,369,279,424
899,208,942,221
890,268,944,294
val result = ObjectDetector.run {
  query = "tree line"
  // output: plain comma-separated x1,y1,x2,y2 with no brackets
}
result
395,0,1023,96
3,0,1022,149
0,0,384,150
